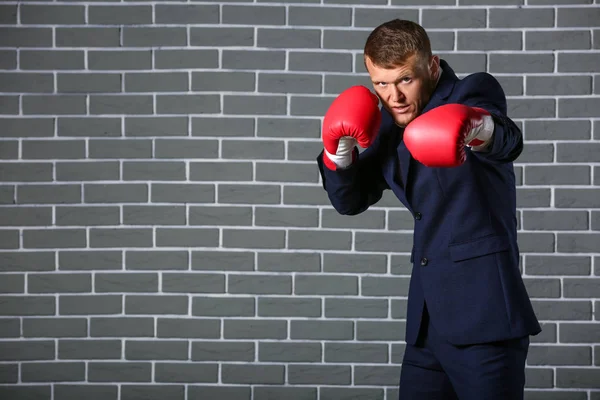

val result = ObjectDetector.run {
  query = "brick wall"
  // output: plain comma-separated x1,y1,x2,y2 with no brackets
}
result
0,0,599,399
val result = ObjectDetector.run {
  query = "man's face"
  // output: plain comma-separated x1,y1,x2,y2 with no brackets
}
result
366,54,439,127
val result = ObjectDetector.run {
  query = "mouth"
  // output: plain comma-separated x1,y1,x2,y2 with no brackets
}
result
392,105,410,114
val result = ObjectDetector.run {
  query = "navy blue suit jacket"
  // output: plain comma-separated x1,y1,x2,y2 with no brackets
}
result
317,60,541,346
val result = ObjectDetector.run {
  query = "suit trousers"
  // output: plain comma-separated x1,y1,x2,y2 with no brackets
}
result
398,306,530,400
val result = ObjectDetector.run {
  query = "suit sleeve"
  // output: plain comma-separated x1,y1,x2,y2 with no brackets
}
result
316,132,389,216
460,72,523,164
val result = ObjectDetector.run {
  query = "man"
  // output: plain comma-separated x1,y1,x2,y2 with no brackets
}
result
316,19,541,399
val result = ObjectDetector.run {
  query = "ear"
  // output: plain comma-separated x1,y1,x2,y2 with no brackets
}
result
429,55,440,79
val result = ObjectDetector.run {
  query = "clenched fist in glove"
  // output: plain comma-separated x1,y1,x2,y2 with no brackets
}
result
403,103,495,168
322,86,381,170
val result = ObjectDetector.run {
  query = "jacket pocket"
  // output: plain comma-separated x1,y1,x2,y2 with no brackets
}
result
449,234,510,262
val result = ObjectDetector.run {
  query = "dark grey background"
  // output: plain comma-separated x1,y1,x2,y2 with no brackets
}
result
0,0,599,399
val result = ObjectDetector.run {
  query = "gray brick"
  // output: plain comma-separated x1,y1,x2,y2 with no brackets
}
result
259,342,320,362
22,362,85,382
122,385,186,400
192,297,254,317
256,162,318,183
59,295,122,315
259,73,321,94
23,95,86,115
125,340,188,360
254,387,318,400
423,9,485,29
0,140,17,159
354,365,401,385
458,31,522,51
193,117,254,137
190,206,252,226
90,228,153,248
56,28,120,47
496,76,524,96
0,387,51,400
89,362,152,382
556,368,600,388
21,5,84,24
190,161,251,181
323,74,372,94
224,95,286,115
323,253,387,274
434,53,487,74
158,139,219,159
525,392,587,400
28,273,91,294
490,54,554,73
559,97,600,117
291,96,335,117
0,340,55,361
230,274,292,295
157,318,220,338
523,278,561,298
288,365,351,385
558,143,600,162
21,50,84,71
517,232,555,253
0,5,16,24
289,229,352,250
284,185,330,205
123,161,185,181
323,208,385,229
0,186,14,204
525,165,590,185
193,71,255,92
258,117,320,138
126,117,187,137
89,6,152,24
288,140,322,161
258,252,320,273
328,0,385,4
362,276,410,297
527,30,591,51
3,118,54,138
126,251,188,271
0,319,21,337
89,50,152,70
85,183,148,203
0,275,24,293
325,343,388,363
162,273,225,293
123,27,186,47
525,120,591,141
564,278,600,298
0,95,18,114
156,4,219,24
59,117,121,137
125,72,187,93
490,8,554,28
156,49,219,69
523,210,588,230
529,0,592,3
191,342,256,362
58,73,121,94
59,250,122,271
558,7,600,27
89,139,151,159
24,229,86,249
223,364,284,384
23,140,85,160
222,50,286,71
0,206,51,226
290,52,353,72
525,368,554,388
257,28,321,48
532,300,592,320
188,387,250,400
0,28,52,47
154,364,218,384
54,385,118,400
222,139,283,160
258,297,321,317
295,275,357,295
158,94,220,115
326,298,387,318
157,228,219,247
90,317,154,337
223,5,285,25
95,273,158,293
0,50,16,69
290,320,353,340
354,8,418,28
90,95,152,115
190,27,254,47
152,183,214,203
223,228,285,249
527,75,592,96
192,251,254,271
323,30,370,50
326,388,385,400
255,207,318,227
124,205,185,226
0,297,55,316
559,323,600,343
559,52,600,73
525,255,591,276
355,232,412,252
0,73,54,93
224,320,287,339
460,0,523,3
0,364,18,383
556,189,600,208
289,6,351,26
0,230,19,249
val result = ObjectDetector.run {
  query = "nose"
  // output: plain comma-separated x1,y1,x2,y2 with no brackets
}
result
390,84,404,104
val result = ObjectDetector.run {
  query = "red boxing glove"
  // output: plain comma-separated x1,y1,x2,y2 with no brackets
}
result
322,86,381,170
403,103,495,167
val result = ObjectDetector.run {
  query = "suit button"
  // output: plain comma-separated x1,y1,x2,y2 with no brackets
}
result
420,257,428,266
415,212,422,220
